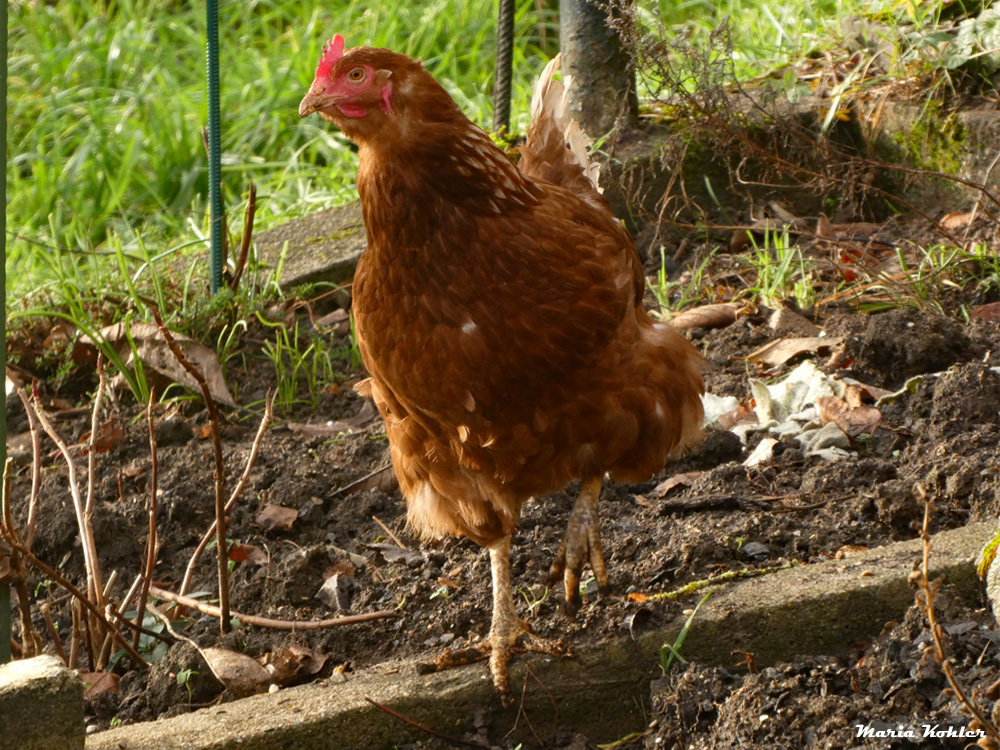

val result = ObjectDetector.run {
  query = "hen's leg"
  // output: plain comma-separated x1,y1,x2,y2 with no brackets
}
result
548,475,610,615
432,535,570,704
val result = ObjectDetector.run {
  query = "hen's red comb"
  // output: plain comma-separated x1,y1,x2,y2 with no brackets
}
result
315,34,345,79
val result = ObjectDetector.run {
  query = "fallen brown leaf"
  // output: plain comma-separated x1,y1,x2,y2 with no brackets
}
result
971,302,1000,323
667,303,746,331
745,336,845,368
201,647,272,698
649,471,704,498
78,322,236,407
255,504,298,532
80,672,120,700
816,395,882,438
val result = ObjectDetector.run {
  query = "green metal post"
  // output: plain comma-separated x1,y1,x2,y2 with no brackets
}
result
206,0,224,295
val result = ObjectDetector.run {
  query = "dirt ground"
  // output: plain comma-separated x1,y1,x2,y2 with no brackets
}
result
5,200,1000,748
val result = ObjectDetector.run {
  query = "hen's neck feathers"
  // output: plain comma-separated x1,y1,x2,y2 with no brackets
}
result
356,75,542,250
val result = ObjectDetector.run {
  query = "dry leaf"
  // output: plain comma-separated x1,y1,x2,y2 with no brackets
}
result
939,210,976,231
79,322,235,408
343,465,398,496
717,401,756,430
745,336,845,368
260,645,329,686
649,471,704,498
80,672,120,700
816,396,882,438
201,647,271,698
256,504,298,532
667,303,745,331
80,419,124,454
229,543,268,565
971,302,1000,323
288,402,378,438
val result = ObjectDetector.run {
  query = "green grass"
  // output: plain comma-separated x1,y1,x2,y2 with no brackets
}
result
6,0,970,313
6,0,558,300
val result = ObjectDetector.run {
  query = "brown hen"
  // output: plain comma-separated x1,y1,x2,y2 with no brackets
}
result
299,36,705,701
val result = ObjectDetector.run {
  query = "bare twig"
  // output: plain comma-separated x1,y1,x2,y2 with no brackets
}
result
363,696,482,749
27,391,106,616
12,385,42,550
40,603,67,664
179,393,274,598
0,529,148,669
372,515,407,549
916,485,1000,742
149,586,396,629
134,391,160,649
229,181,256,293
1,459,43,657
152,309,231,633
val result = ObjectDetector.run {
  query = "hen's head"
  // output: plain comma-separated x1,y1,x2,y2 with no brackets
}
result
299,35,456,143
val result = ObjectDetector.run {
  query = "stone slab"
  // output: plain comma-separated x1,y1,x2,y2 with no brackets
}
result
87,522,990,750
0,654,84,750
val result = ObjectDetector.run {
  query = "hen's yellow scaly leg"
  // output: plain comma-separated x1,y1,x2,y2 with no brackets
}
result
431,535,570,705
547,475,610,615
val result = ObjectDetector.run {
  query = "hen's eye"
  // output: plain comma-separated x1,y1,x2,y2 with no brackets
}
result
347,68,366,82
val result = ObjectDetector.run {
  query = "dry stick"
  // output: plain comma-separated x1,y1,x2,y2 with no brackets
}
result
1,459,43,657
96,570,119,671
372,515,407,549
917,490,1000,742
229,181,256,293
0,530,148,669
151,310,231,634
69,598,82,670
363,696,483,749
12,385,42,551
40,603,67,664
149,586,395,629
134,390,159,649
28,390,106,617
179,393,274,599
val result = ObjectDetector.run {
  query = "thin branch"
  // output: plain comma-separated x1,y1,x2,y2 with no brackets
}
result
179,393,274,598
152,309,231,633
1,459,43,657
229,181,256,293
917,485,1000,742
372,515,407,549
149,586,396,630
12,384,42,551
363,696,483,749
28,390,105,615
0,529,147,669
134,390,159,649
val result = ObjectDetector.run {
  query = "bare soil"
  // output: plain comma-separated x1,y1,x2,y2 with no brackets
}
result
5,215,1000,749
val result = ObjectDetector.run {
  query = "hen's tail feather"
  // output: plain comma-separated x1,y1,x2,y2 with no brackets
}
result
519,55,603,204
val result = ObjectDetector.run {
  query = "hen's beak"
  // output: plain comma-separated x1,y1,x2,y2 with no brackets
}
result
299,87,340,118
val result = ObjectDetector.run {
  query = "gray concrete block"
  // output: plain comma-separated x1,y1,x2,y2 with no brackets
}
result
0,654,84,750
85,522,990,750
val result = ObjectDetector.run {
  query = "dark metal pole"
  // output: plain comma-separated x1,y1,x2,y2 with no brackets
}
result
494,0,516,132
559,0,637,138
206,0,224,295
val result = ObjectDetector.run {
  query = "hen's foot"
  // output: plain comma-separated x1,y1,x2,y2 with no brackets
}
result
426,536,571,705
431,620,571,705
548,475,610,615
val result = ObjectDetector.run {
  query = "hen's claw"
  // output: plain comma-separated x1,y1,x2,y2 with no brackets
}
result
548,476,610,615
429,535,571,705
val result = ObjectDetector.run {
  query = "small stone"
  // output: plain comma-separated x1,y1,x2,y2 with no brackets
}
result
316,573,360,612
